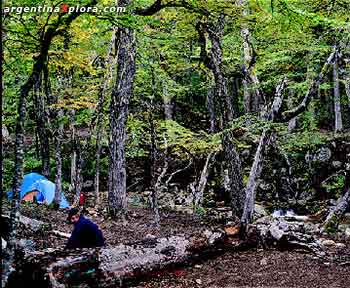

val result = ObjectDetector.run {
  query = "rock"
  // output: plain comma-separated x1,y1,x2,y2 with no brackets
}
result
142,191,152,197
216,201,225,207
254,204,268,219
260,258,268,265
338,224,348,233
16,239,36,251
216,207,231,212
255,216,272,224
304,223,320,234
195,279,202,285
332,161,342,169
269,222,285,241
316,147,332,162
145,234,156,240
335,243,346,248
345,228,350,238
83,180,93,188
329,199,337,206
2,126,10,142
259,182,272,191
272,209,284,218
321,239,336,246
2,238,7,249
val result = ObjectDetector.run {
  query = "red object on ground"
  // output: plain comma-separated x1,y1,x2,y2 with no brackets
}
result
173,269,186,277
79,192,86,206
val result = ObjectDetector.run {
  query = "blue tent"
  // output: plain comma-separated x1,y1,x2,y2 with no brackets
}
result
7,173,70,209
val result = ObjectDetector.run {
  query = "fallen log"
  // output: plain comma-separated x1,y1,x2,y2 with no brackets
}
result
1,213,49,233
8,230,227,288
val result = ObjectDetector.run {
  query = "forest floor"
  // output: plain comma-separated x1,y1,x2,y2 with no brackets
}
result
132,249,350,288
2,200,350,288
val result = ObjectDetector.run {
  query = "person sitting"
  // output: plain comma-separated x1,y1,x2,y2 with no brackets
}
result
66,208,105,249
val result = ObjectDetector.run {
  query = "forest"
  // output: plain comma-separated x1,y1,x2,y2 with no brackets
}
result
1,0,350,287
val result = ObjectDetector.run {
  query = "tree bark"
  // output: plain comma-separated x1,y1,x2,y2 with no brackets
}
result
333,52,343,132
196,16,235,125
345,77,350,115
163,82,174,120
108,1,136,216
149,103,161,225
207,16,234,124
192,151,216,209
262,77,287,121
69,112,77,194
73,139,83,205
53,109,64,207
15,230,225,287
33,73,51,178
223,132,245,221
323,173,350,231
196,17,244,221
94,27,117,208
281,47,338,122
238,0,264,113
240,130,275,232
287,88,297,131
206,87,216,133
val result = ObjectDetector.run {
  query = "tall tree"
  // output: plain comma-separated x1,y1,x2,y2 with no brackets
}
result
238,0,264,113
197,15,245,220
333,51,342,132
108,0,136,216
94,27,117,208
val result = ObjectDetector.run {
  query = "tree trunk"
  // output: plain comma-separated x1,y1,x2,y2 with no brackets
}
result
73,139,83,205
14,230,225,287
192,151,216,209
323,173,350,231
287,88,297,131
69,112,77,194
196,16,235,125
163,82,174,120
53,109,64,207
240,130,275,232
345,77,350,115
34,71,51,178
94,27,117,208
238,0,263,113
281,47,338,122
223,132,245,221
333,52,343,132
149,103,161,225
206,87,216,133
108,3,136,216
207,16,234,124
196,18,244,220
262,77,287,121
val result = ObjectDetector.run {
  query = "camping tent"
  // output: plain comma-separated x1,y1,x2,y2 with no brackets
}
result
7,173,70,209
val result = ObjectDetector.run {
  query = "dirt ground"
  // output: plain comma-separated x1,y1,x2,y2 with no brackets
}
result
2,200,350,288
2,200,217,249
132,249,350,288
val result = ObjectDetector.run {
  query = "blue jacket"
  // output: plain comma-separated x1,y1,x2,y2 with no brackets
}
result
66,216,105,249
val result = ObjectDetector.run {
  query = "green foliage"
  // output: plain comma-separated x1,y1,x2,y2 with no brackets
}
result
194,206,206,217
157,120,220,157
321,175,345,197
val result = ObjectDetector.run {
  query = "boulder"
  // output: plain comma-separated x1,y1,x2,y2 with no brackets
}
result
254,204,268,219
2,238,7,250
345,227,350,238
